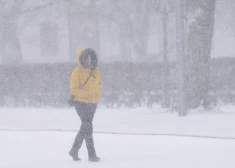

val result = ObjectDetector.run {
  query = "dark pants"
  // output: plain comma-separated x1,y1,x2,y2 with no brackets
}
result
70,101,97,158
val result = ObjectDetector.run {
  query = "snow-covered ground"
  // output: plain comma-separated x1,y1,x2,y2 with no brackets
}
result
1,104,235,168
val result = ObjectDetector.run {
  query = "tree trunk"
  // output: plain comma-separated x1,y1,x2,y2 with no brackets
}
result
89,0,101,55
162,8,170,108
66,1,74,62
119,26,132,61
185,0,216,109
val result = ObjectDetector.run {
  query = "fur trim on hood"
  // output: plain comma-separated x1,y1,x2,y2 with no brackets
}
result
79,48,98,70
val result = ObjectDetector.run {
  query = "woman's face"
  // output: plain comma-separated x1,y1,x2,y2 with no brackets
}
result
87,55,91,66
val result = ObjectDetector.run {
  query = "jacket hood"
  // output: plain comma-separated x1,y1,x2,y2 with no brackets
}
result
77,48,85,60
78,48,98,70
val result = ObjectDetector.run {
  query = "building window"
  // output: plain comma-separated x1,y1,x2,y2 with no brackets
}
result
40,22,58,57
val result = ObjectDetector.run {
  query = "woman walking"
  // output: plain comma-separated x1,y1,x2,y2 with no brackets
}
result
69,48,102,162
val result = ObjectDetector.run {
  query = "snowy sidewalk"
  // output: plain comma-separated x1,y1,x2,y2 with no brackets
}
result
1,131,235,168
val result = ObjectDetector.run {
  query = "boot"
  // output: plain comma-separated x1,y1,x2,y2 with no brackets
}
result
69,131,85,161
89,156,101,162
69,150,81,161
85,134,99,162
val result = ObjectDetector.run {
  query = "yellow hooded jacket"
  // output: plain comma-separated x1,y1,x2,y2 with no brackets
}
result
70,49,103,104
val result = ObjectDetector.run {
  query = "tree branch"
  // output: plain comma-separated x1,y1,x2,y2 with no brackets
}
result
19,1,55,15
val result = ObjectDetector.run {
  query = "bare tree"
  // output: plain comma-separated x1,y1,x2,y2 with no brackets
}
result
156,0,174,108
89,0,101,55
0,0,59,64
184,0,217,109
110,0,153,61
67,0,102,61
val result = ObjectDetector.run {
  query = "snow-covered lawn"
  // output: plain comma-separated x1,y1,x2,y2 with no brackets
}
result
1,105,235,138
1,105,235,168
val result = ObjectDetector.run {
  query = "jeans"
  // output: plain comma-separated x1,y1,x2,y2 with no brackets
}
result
70,101,97,158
